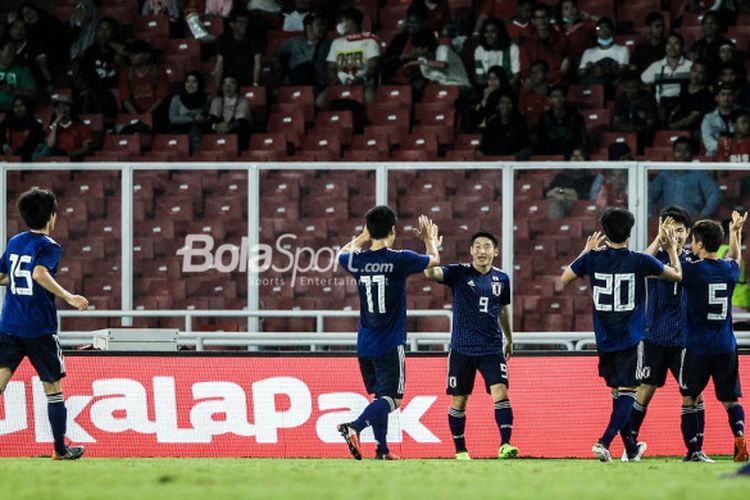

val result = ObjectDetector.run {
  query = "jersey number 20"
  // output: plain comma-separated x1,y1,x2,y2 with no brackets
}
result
360,275,386,313
8,253,33,296
593,272,635,312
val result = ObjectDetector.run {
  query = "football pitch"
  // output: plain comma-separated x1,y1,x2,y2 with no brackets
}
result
1,457,748,499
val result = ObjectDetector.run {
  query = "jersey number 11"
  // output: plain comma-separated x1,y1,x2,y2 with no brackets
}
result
360,275,386,313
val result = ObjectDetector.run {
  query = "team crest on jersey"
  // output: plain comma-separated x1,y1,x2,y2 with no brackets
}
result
492,282,503,296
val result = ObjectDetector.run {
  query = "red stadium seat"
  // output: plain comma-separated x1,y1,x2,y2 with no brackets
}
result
375,85,413,108
200,135,239,156
568,84,604,109
249,133,288,154
79,114,103,133
115,113,153,132
133,15,170,50
104,135,141,156
392,150,433,161
302,130,342,158
291,150,335,162
343,149,383,161
164,39,201,63
277,86,315,122
367,105,410,139
241,86,268,114
400,132,439,156
652,130,691,149
422,85,460,106
583,108,610,146
267,109,306,148
351,130,391,157
315,110,354,146
325,85,365,106
152,134,191,158
600,132,637,155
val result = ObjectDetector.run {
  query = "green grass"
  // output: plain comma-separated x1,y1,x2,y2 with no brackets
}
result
0,458,748,499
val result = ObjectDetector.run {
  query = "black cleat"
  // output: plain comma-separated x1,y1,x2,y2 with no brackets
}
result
337,423,362,460
52,446,85,460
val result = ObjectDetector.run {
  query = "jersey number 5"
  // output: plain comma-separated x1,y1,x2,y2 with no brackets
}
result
8,253,33,296
592,272,635,312
708,283,728,321
360,275,386,314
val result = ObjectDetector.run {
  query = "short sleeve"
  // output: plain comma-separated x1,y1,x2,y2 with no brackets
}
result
441,264,461,286
500,275,511,306
365,38,381,59
641,253,665,277
338,252,356,275
36,243,62,272
326,39,340,63
0,249,7,274
569,252,588,278
729,259,741,283
399,250,430,275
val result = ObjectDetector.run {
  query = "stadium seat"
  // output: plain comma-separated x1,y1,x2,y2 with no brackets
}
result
652,130,691,149
343,149,382,161
315,110,354,146
367,105,410,139
583,109,610,146
152,134,191,158
200,135,239,156
277,86,316,122
567,84,604,109
266,30,301,57
115,113,153,133
375,85,413,108
392,150,432,161
267,109,306,148
422,85,460,106
600,132,637,155
351,130,391,157
79,114,104,134
302,130,343,158
291,150,335,162
324,85,365,106
103,135,141,156
249,133,288,154
242,150,286,161
133,15,170,50
399,132,439,157
164,39,201,63
241,85,268,115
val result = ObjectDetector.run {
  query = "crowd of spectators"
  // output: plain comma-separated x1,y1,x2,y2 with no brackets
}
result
0,0,749,169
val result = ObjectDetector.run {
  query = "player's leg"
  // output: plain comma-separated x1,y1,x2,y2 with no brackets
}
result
479,354,517,458
0,333,25,394
595,346,639,462
628,340,669,444
0,366,12,394
713,351,747,462
446,350,475,459
25,335,84,460
678,348,711,461
337,356,377,460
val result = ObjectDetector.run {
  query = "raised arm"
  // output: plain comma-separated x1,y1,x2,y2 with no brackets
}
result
560,232,606,287
726,210,747,261
656,227,682,282
339,228,371,254
414,215,441,268
0,273,7,286
644,216,672,256
32,265,89,310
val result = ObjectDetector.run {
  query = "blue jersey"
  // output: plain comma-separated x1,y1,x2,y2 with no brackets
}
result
571,247,665,352
0,232,63,338
339,248,430,357
441,264,510,356
681,258,739,355
644,249,695,347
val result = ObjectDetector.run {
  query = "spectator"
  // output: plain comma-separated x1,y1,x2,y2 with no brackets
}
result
577,17,629,92
648,137,722,218
44,93,94,160
545,162,595,219
409,30,470,88
640,32,692,115
518,59,550,127
382,4,428,85
209,74,252,150
630,12,666,74
73,17,127,130
118,40,169,132
717,62,750,111
701,83,738,158
611,70,658,153
169,71,211,152
665,59,713,131
17,2,69,66
533,84,589,156
689,11,732,78
593,168,628,210
214,9,266,87
463,65,514,133
141,0,182,19
473,17,520,87
277,11,330,96
718,40,737,67
475,91,530,159
519,3,571,84
0,96,42,161
412,0,451,35
68,0,98,62
0,38,35,112
6,17,52,92
717,110,750,162
555,0,597,65
507,0,534,44
326,7,381,104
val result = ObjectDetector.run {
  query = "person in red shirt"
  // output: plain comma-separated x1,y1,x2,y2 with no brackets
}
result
519,4,571,84
45,94,94,160
718,110,750,163
518,59,550,126
118,40,169,132
0,96,43,162
554,0,597,66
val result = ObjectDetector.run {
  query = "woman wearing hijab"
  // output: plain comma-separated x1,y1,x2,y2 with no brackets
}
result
169,71,211,151
0,96,43,162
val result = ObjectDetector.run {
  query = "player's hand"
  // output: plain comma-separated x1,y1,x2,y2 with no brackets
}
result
357,227,371,243
414,215,434,241
66,294,89,311
504,342,513,360
730,210,748,233
660,225,677,250
583,231,606,253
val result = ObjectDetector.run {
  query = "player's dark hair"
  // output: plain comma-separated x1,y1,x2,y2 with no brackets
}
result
600,207,634,243
365,205,396,239
692,220,724,252
471,231,498,247
18,188,57,230
660,206,691,229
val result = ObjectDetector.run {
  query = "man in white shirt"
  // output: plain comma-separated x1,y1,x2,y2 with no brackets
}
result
326,7,381,104
641,33,692,104
578,18,629,85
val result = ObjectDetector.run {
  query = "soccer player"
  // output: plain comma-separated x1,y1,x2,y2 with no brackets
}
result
679,212,749,462
424,231,517,460
628,207,713,462
337,207,441,460
0,188,89,460
560,207,682,462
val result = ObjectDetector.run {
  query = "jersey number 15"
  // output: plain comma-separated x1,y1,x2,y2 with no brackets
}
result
8,253,33,296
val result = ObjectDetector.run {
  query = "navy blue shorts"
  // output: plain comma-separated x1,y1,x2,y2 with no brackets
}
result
358,345,405,399
446,349,508,396
0,332,66,383
598,343,640,388
639,340,683,387
679,348,742,401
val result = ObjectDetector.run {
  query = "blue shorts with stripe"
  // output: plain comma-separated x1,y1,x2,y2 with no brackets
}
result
358,345,405,399
0,332,66,383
